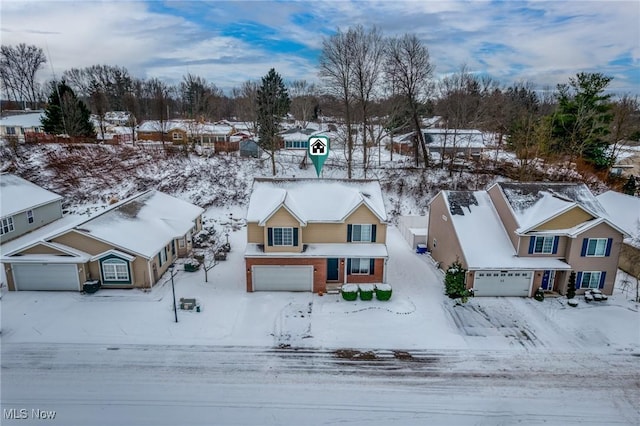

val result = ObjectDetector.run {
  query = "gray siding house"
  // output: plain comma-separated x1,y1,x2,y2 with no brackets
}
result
0,173,63,243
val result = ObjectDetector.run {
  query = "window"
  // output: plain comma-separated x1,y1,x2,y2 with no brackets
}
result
273,227,294,246
178,238,185,248
26,210,34,224
1,217,14,235
351,224,372,242
172,132,183,140
6,127,16,135
285,140,308,149
159,247,167,266
586,238,607,257
350,258,370,274
580,271,602,289
533,236,554,254
102,258,130,281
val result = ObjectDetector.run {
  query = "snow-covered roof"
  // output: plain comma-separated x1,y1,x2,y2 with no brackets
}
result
246,178,387,225
443,190,571,270
596,191,640,245
0,173,63,217
66,190,204,259
0,112,44,128
2,241,92,263
279,127,319,141
422,128,488,148
496,182,607,233
245,243,388,258
138,120,233,135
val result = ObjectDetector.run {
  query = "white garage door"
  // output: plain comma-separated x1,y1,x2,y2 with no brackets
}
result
473,271,532,297
252,265,313,291
12,263,80,291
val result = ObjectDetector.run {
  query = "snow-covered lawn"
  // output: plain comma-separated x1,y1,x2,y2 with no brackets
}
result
2,206,638,355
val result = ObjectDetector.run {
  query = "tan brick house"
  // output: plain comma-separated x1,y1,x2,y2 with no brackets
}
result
427,182,627,297
244,178,389,293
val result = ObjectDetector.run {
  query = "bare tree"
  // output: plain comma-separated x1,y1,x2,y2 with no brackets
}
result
63,65,134,111
319,28,356,178
608,94,640,164
351,25,385,177
288,79,318,129
180,73,223,120
232,80,259,134
145,78,173,145
385,33,434,167
0,43,47,108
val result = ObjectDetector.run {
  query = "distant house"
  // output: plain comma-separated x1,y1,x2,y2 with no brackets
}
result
2,190,204,291
137,120,237,152
427,182,627,297
0,173,63,244
240,139,262,158
244,178,389,293
280,127,318,149
0,111,45,143
390,128,491,159
596,190,640,279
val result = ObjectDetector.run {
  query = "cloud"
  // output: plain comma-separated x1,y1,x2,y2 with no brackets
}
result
1,0,637,94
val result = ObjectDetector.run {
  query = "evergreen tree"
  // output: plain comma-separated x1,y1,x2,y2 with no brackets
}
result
550,72,613,167
622,175,637,196
256,68,290,176
41,80,95,138
567,271,576,299
444,259,469,301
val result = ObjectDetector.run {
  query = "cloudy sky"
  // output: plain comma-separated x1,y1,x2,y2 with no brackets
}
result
2,0,639,95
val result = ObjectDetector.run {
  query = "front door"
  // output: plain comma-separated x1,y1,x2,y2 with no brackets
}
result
541,270,555,290
326,258,339,281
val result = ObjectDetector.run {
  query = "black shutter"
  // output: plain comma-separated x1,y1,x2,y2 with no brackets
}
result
371,225,377,242
369,258,375,275
267,228,273,246
347,259,352,275
347,224,352,242
293,228,298,246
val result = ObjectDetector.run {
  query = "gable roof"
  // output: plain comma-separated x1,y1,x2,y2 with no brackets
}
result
441,190,571,270
246,178,387,225
596,190,640,243
0,173,63,217
51,190,204,258
0,111,44,128
494,182,608,233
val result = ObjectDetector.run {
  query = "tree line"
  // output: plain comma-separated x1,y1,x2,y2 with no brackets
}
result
1,31,639,176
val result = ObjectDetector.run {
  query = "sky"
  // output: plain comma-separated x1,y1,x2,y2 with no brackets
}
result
1,0,639,96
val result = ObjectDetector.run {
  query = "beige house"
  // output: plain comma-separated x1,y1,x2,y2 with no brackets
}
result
2,190,203,291
427,182,627,297
244,178,389,293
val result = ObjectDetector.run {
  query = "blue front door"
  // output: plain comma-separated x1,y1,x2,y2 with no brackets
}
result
327,258,339,281
541,270,554,290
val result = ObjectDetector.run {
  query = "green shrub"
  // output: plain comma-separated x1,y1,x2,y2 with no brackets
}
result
359,284,374,301
445,260,467,298
341,284,358,301
375,284,392,301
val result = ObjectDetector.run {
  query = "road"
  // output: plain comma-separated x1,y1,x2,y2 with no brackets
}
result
1,343,639,425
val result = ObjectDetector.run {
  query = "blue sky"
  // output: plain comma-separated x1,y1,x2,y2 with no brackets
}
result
2,0,638,95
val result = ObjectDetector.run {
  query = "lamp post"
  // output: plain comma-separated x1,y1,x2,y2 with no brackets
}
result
169,264,178,323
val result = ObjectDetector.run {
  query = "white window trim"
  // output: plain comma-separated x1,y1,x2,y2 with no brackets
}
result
586,238,607,257
352,224,373,243
160,247,167,265
178,238,186,248
533,236,554,254
350,258,370,275
580,271,602,289
26,209,34,224
102,258,130,281
1,217,15,235
273,227,294,246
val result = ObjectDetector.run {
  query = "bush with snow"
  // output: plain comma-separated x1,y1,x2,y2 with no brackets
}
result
358,284,374,301
375,284,392,301
341,284,358,301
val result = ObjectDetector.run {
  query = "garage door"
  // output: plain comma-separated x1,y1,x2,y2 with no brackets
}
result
473,271,532,297
12,263,80,291
252,265,313,291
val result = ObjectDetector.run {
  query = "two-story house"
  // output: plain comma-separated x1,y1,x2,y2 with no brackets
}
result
427,182,626,297
0,173,64,244
244,178,389,293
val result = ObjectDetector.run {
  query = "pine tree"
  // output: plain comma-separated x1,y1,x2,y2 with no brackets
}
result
41,80,95,138
567,271,576,299
622,175,637,196
256,68,290,176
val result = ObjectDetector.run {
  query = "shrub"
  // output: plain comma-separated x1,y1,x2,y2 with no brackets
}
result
534,287,545,302
341,284,358,301
184,258,201,272
566,271,576,299
375,284,392,301
359,284,374,301
445,260,468,299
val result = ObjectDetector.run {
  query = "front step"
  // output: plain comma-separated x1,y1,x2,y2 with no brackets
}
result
325,283,342,294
